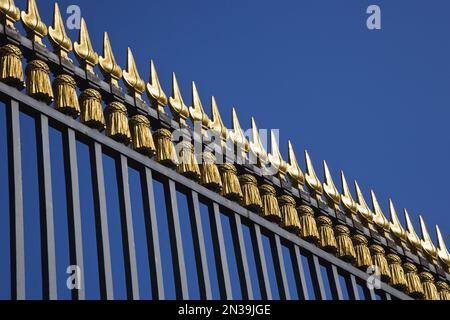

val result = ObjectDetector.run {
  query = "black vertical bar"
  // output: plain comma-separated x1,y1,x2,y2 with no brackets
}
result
165,179,188,299
310,255,326,300
66,128,85,300
367,286,377,300
211,203,232,299
329,264,344,300
92,142,114,299
142,168,164,299
231,214,253,300
37,115,57,300
118,155,139,299
293,246,309,300
273,235,290,300
8,100,24,300
349,274,360,300
253,225,271,300
189,191,212,300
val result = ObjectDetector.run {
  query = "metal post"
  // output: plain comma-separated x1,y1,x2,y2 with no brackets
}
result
92,142,114,299
142,168,164,299
189,191,212,300
118,155,139,299
37,114,57,300
8,99,24,300
66,128,85,300
165,179,188,299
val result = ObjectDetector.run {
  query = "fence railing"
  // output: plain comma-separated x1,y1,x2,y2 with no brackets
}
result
0,0,449,301
0,82,411,299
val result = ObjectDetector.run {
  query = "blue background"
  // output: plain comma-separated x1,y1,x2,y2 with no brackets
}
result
15,0,450,242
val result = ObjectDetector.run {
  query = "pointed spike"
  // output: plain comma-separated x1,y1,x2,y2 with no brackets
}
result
123,47,145,99
436,225,450,267
370,190,390,231
189,81,210,130
268,131,287,180
0,0,20,28
168,72,189,125
388,199,406,241
230,107,249,160
304,150,323,200
249,117,268,166
354,181,373,222
286,141,305,189
21,0,48,45
419,215,437,258
98,32,122,86
322,160,340,209
208,96,228,141
404,208,421,250
74,18,98,72
341,171,357,215
48,2,72,59
146,60,168,113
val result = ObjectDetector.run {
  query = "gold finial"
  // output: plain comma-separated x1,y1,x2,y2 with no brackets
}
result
436,225,450,267
354,181,373,222
249,117,268,166
388,199,406,241
341,171,357,215
21,0,47,45
268,131,288,180
146,60,167,114
304,150,323,200
48,3,72,60
123,47,145,100
419,215,437,259
286,141,305,189
404,208,421,250
370,191,390,231
322,160,340,210
189,81,210,130
0,0,20,28
74,18,98,73
99,32,122,87
169,72,189,126
230,107,249,160
209,96,228,141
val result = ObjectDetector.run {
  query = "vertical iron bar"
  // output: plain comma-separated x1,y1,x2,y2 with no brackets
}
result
211,203,232,299
293,246,309,300
329,264,344,300
273,235,290,300
165,179,188,299
253,225,271,300
92,142,114,299
232,214,253,300
189,191,212,300
38,114,57,300
367,287,377,300
9,100,24,300
349,274,360,300
66,128,85,300
142,168,164,299
118,155,139,299
310,255,326,300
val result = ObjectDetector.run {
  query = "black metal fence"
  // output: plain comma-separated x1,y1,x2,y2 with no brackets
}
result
0,81,412,300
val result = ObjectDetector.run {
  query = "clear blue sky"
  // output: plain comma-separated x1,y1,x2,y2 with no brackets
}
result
18,0,450,241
